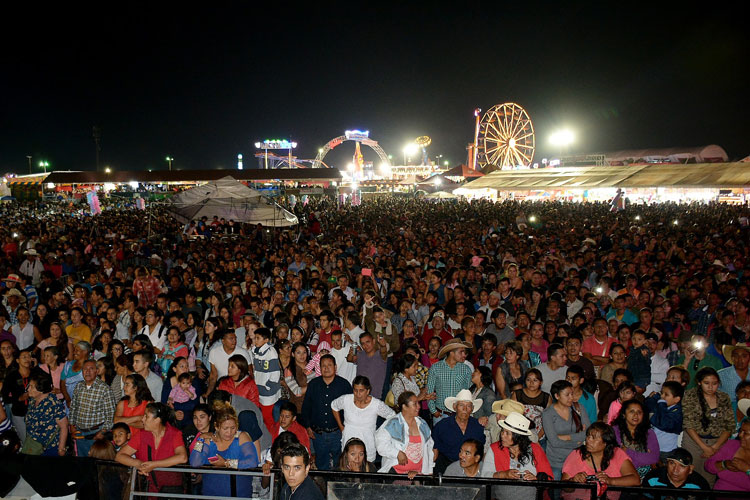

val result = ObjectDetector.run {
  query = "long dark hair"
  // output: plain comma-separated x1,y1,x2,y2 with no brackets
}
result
338,437,375,472
695,367,720,431
144,402,177,427
613,399,650,450
472,365,493,390
290,342,309,381
550,379,583,433
498,428,534,466
124,373,155,405
578,422,618,471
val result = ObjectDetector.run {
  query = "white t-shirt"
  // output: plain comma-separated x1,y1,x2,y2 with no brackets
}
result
208,344,252,379
537,363,568,394
331,344,356,384
139,323,167,350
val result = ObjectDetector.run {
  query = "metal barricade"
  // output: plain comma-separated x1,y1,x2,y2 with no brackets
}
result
127,465,274,500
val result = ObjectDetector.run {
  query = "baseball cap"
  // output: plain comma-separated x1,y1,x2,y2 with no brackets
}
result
665,447,693,466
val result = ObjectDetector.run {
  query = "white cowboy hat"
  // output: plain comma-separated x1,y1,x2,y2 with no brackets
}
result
498,411,532,436
738,398,750,418
444,389,482,414
23,249,39,257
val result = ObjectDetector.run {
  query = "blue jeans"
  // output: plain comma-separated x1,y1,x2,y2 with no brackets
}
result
76,438,94,457
313,430,342,471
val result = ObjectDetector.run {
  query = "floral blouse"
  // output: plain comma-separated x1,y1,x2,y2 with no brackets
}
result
25,394,67,448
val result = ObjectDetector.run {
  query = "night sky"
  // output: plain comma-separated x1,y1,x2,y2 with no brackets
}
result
1,3,747,174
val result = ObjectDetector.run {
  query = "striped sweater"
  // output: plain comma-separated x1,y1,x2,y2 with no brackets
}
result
252,342,281,405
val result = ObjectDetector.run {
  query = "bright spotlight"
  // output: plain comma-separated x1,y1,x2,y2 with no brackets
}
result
550,129,575,146
529,215,537,222
435,177,442,186
347,163,355,171
129,181,139,189
104,167,112,174
673,220,679,225
403,143,418,155
635,215,641,221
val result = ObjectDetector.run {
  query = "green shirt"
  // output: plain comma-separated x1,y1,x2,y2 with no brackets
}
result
675,353,724,388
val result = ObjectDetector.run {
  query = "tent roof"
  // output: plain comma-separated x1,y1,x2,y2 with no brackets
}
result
603,145,728,163
462,162,750,191
444,164,484,178
44,168,341,185
416,174,461,189
167,176,298,226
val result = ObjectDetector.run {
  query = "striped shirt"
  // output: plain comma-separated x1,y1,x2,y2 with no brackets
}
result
426,359,472,413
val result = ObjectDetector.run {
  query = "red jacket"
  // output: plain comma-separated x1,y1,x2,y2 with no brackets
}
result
268,420,310,452
217,375,260,407
489,441,552,478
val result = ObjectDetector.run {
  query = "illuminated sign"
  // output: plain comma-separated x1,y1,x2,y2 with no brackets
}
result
345,130,369,140
254,140,298,149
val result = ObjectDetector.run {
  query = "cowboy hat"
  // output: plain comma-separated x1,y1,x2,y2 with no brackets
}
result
444,389,482,414
492,399,525,416
5,289,26,303
2,274,21,283
438,338,472,359
498,411,532,436
738,398,750,418
23,249,39,257
722,343,750,363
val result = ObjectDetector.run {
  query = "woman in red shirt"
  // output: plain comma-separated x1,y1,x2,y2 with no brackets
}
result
217,354,260,407
115,402,187,492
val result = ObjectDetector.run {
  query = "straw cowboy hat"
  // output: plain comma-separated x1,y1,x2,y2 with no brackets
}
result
444,389,482,413
438,338,472,359
498,411,533,436
5,289,26,303
23,249,39,257
3,274,21,284
722,343,750,363
491,399,525,416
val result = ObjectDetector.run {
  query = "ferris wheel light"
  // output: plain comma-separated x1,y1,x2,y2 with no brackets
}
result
550,129,575,146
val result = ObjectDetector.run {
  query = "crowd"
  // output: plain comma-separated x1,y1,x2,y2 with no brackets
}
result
1,195,750,499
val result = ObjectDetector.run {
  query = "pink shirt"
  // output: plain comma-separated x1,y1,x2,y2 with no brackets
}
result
562,447,631,497
40,363,65,399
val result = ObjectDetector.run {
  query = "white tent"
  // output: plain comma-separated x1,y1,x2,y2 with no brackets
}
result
167,176,298,227
424,191,458,199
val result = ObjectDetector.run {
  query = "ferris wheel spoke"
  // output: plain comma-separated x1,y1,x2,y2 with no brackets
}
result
503,108,515,137
515,143,535,150
485,144,503,155
489,121,506,141
510,114,528,138
514,131,534,141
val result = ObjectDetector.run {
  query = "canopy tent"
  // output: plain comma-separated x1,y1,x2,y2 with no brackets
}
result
167,176,298,226
462,162,750,191
444,164,484,179
424,191,458,199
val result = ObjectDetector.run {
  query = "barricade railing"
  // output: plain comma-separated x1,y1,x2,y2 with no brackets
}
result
2,454,746,500
127,465,275,500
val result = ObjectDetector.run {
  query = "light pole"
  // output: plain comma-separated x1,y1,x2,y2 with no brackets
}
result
38,161,49,174
165,156,174,171
436,154,443,168
27,156,32,174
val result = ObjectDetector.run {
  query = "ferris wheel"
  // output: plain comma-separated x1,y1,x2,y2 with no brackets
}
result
477,102,535,169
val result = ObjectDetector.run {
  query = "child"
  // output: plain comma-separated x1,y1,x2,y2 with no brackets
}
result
304,341,331,376
627,329,651,392
168,372,197,407
111,422,131,452
645,380,684,460
665,366,690,388
158,327,189,375
566,365,597,425
607,381,637,424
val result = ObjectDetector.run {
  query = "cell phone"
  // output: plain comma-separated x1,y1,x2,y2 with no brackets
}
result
208,455,220,462
361,268,372,276
586,475,598,482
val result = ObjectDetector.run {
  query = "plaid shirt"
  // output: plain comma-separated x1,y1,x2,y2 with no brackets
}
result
69,378,116,432
426,359,472,413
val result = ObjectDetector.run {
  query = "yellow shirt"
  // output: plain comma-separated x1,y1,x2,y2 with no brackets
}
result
66,324,92,344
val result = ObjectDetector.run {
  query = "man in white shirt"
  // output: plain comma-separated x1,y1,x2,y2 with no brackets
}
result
19,249,45,287
138,307,167,352
208,330,251,394
343,311,364,348
133,350,163,401
564,286,584,320
328,275,356,303
329,330,356,384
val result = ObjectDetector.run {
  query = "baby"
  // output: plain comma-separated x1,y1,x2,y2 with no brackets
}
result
305,341,331,376
168,372,197,407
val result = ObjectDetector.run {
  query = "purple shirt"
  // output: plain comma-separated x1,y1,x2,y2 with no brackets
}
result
613,425,660,468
